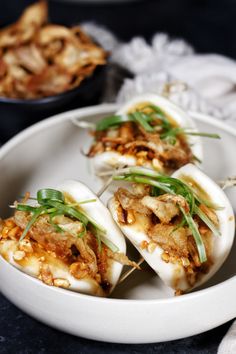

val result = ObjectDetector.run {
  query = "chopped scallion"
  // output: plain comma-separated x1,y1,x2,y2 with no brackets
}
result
14,188,117,252
94,104,220,142
112,166,220,263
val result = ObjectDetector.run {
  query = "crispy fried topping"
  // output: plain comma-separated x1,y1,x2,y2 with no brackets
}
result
0,210,135,294
88,113,194,173
114,185,218,288
115,188,152,216
107,250,140,269
0,1,107,99
141,195,180,224
148,224,189,258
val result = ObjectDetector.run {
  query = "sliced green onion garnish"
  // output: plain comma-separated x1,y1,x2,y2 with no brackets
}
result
144,104,171,129
100,234,119,253
81,103,220,142
113,167,195,213
131,112,155,132
70,198,97,205
14,188,116,252
37,189,65,204
112,166,221,263
192,190,224,211
49,211,65,233
171,216,186,232
93,230,102,252
180,207,207,263
45,199,88,226
193,155,202,164
160,127,183,139
184,131,220,139
163,136,177,145
77,224,87,238
96,113,155,132
19,206,47,241
114,175,173,194
16,204,38,212
194,205,221,237
81,210,106,234
161,127,220,140
96,114,131,131
109,166,162,178
145,104,166,118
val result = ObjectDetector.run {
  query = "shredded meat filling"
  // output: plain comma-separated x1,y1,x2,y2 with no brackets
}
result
114,186,218,288
88,112,194,172
141,195,180,224
115,188,152,216
148,224,189,258
14,211,76,260
8,210,135,291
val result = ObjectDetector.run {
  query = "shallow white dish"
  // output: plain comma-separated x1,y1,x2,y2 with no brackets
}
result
0,104,236,343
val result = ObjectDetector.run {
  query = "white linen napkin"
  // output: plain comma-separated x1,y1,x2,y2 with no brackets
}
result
83,22,236,127
82,23,236,351
218,321,236,354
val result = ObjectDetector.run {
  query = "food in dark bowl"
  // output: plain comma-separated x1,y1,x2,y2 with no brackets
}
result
0,1,107,99
0,1,108,143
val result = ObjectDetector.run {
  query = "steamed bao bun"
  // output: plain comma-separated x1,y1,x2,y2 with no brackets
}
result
93,93,203,174
108,164,235,293
0,180,126,297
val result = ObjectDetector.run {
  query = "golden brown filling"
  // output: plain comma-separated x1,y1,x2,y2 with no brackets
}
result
0,212,135,294
0,1,107,99
114,185,219,288
88,107,194,174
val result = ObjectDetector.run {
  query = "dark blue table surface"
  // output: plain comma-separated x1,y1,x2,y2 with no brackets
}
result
1,1,235,352
0,292,232,354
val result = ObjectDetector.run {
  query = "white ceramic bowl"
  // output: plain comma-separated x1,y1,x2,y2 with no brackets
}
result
0,104,236,343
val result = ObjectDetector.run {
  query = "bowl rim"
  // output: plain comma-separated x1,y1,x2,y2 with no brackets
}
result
1,253,236,306
0,102,236,304
0,65,105,105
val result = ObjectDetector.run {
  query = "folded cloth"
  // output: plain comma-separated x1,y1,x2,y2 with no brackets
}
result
218,321,236,354
113,34,236,126
83,23,236,127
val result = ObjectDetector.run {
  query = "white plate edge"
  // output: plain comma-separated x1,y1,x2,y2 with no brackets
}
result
0,104,236,305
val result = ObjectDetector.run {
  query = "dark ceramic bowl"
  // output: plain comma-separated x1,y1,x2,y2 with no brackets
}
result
0,65,107,144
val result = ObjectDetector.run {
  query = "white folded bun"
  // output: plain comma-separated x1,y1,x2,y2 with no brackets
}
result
93,93,202,174
0,180,126,296
0,239,106,296
108,164,235,292
58,180,126,293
